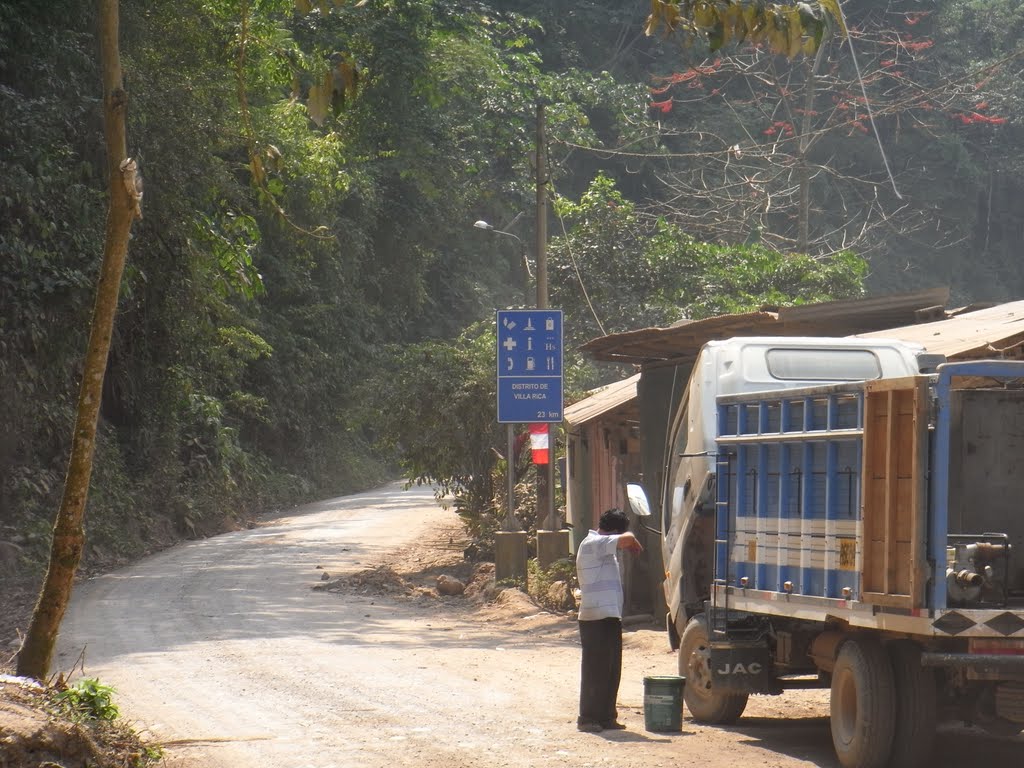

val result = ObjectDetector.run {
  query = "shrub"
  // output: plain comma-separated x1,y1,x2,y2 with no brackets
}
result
53,677,120,723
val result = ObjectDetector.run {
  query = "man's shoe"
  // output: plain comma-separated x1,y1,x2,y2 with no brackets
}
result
600,721,627,730
577,721,604,733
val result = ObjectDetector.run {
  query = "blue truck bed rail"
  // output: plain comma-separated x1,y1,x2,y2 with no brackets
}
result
712,361,1024,637
715,384,865,601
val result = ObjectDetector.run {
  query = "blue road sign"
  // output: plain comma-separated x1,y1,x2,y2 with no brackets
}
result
496,309,563,423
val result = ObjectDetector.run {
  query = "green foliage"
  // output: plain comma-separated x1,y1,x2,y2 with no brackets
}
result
681,242,867,317
0,0,106,556
0,0,676,567
53,678,120,723
495,574,527,590
46,676,161,765
138,745,165,765
550,174,865,349
551,173,687,347
938,0,1024,59
363,322,504,513
191,210,265,300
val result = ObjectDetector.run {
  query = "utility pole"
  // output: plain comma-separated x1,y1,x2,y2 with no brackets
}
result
535,102,551,532
535,102,548,312
534,102,569,567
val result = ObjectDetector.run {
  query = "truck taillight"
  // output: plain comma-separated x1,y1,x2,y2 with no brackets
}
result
969,638,1024,655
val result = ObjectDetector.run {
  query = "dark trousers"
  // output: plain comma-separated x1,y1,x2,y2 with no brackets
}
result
578,617,622,725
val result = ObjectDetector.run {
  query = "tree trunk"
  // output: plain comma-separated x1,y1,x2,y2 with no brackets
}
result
797,44,826,255
797,159,810,254
16,0,134,680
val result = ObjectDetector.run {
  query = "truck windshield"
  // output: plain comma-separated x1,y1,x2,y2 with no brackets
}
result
766,348,882,381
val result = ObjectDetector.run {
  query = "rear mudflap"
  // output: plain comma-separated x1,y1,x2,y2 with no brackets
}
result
709,644,780,694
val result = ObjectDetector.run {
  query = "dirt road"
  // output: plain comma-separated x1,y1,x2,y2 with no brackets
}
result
54,483,1021,767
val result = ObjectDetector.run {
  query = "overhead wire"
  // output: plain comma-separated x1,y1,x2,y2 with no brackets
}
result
837,5,902,200
548,177,608,337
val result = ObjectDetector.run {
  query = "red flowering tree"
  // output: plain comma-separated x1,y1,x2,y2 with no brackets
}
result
641,1,1011,262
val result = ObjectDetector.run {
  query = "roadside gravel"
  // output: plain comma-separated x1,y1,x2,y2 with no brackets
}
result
34,483,1023,768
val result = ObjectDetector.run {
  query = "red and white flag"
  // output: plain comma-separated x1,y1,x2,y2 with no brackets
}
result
529,424,549,465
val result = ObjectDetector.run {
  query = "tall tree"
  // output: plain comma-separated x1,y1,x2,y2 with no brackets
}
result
17,0,137,679
644,2,1015,293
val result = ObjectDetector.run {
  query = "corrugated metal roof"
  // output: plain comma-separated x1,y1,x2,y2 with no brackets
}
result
856,300,1024,359
579,288,951,366
568,291,1024,427
579,311,777,365
564,373,640,426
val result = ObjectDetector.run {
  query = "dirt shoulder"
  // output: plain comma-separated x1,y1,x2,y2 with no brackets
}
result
0,509,566,768
0,673,158,768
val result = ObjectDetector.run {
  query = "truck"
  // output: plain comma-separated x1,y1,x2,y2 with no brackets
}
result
627,336,1024,768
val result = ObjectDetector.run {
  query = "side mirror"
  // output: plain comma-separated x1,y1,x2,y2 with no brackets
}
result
626,483,661,536
626,483,651,517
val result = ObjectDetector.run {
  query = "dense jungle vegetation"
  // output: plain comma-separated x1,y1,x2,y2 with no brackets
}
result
2,0,1021,568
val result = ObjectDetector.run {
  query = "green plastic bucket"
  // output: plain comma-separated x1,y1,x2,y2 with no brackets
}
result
643,675,685,732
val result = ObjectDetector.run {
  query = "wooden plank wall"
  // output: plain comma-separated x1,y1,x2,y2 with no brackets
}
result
860,376,929,609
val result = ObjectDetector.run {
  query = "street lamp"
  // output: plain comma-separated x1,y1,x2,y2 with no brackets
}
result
475,214,558,537
476,218,529,534
475,220,532,302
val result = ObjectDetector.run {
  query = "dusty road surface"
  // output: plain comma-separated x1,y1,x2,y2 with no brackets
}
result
55,483,1022,768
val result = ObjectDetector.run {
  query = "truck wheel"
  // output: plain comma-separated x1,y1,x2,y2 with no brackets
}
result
679,614,748,724
887,641,936,768
830,638,896,768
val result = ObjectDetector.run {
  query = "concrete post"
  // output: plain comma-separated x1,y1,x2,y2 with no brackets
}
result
536,529,570,568
494,531,529,586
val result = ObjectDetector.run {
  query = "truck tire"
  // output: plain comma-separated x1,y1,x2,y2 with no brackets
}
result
887,641,936,768
830,638,896,768
679,614,748,724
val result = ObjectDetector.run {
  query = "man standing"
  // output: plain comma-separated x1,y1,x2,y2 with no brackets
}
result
575,507,643,732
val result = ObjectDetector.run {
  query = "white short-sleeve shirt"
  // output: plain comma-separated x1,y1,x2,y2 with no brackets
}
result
575,529,626,621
